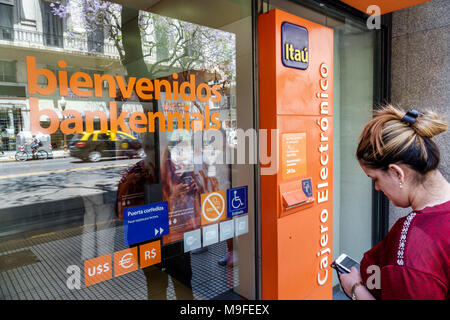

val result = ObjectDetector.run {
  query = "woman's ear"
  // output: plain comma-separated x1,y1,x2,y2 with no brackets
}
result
388,164,405,184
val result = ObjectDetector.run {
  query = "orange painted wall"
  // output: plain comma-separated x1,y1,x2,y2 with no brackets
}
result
341,0,430,15
259,9,334,300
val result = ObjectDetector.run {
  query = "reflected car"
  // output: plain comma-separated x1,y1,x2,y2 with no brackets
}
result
69,130,145,162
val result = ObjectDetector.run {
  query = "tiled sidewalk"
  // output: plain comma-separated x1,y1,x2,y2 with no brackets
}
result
0,226,239,300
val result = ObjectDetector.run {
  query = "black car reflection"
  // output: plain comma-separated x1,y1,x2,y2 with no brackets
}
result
69,130,145,162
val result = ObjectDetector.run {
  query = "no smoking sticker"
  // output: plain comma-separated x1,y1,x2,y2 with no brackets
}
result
200,190,227,225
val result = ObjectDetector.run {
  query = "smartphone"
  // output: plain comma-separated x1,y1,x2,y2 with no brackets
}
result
332,253,360,274
182,175,192,186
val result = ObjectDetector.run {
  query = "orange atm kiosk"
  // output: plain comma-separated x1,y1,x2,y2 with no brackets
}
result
259,9,334,299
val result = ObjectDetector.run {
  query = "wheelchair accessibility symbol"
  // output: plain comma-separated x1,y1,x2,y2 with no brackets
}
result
227,186,248,218
231,190,244,209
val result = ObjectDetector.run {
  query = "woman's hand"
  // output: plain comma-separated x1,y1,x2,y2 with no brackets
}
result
191,173,202,193
339,267,363,297
170,180,190,198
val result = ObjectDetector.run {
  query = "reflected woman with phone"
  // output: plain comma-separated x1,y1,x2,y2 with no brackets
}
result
340,105,450,300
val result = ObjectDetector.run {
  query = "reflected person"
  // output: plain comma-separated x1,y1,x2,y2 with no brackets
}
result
117,133,195,299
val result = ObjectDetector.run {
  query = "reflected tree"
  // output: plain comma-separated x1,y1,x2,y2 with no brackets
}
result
49,0,235,92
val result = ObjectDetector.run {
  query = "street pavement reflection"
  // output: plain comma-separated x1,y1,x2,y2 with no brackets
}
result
0,157,138,209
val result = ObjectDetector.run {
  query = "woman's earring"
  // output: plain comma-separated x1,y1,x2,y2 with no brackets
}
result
399,182,404,189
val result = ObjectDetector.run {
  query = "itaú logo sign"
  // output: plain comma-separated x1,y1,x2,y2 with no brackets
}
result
281,22,309,70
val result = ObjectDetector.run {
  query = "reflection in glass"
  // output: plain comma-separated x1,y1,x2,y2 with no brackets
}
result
0,0,250,301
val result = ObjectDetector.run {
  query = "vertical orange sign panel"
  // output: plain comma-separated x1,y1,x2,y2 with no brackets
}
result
259,9,333,300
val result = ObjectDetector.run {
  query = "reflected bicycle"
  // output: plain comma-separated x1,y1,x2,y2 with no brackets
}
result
15,147,48,161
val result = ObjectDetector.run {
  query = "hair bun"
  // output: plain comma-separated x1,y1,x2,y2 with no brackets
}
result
412,110,448,138
357,104,446,174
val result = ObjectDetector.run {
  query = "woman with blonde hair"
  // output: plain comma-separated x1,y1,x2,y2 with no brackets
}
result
340,105,450,300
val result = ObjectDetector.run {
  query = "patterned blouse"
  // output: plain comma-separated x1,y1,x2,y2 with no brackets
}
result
361,200,450,300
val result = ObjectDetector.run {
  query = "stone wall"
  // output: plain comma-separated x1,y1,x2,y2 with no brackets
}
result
389,0,450,227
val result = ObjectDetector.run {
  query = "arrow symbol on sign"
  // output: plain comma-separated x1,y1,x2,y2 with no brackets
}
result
155,228,159,236
160,227,164,234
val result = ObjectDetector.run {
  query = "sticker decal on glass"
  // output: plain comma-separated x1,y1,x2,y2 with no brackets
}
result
183,229,202,253
227,186,248,218
123,202,169,245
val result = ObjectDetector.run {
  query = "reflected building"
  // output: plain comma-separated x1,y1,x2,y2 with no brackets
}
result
0,0,234,151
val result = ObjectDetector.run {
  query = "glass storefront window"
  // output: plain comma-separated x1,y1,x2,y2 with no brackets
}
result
0,0,255,300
